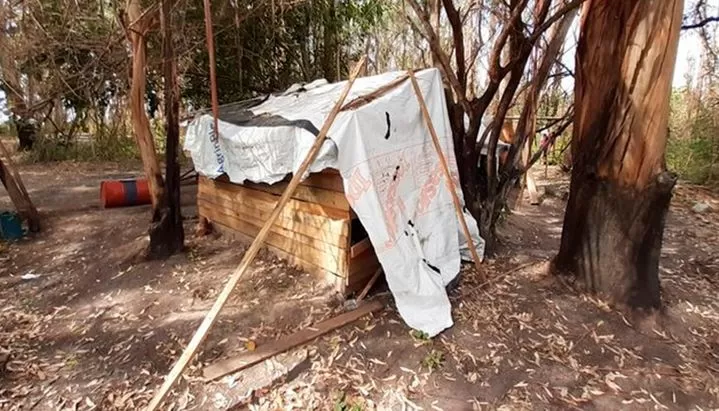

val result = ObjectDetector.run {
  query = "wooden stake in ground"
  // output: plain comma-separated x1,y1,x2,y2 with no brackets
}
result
408,70,484,278
0,140,40,232
145,56,366,411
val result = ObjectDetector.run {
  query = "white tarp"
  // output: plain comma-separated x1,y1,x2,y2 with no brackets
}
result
185,68,485,336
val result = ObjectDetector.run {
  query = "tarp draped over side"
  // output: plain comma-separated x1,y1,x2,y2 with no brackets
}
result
185,68,485,336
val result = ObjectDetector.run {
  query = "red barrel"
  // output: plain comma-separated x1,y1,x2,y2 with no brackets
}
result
100,179,151,208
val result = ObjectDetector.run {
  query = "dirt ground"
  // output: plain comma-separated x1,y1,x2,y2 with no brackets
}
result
0,162,717,411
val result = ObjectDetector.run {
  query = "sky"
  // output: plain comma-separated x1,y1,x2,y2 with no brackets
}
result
674,29,707,87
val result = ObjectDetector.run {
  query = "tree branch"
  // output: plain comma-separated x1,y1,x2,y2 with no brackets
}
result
405,0,472,114
528,0,586,43
441,0,466,90
519,107,573,173
682,16,719,30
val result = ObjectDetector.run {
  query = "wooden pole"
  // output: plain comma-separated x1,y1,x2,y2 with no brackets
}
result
145,56,366,411
202,0,220,137
408,70,484,278
0,140,40,232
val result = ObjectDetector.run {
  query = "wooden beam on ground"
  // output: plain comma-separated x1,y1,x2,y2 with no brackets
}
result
144,56,367,411
0,140,40,232
408,71,485,280
202,298,385,381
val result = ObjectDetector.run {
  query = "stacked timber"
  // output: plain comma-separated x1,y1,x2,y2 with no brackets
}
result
197,169,380,295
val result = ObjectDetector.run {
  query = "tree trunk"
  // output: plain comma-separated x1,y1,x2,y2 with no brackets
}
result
127,0,164,210
553,0,683,309
148,0,185,258
14,119,37,151
321,0,338,82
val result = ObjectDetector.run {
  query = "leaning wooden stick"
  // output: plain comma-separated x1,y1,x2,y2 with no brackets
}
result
357,268,382,303
0,140,40,231
145,57,366,411
202,0,220,138
408,70,484,277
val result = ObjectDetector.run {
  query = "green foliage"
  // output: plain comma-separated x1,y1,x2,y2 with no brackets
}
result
667,88,719,185
0,121,13,137
332,391,365,411
181,0,388,108
23,133,140,164
3,0,388,161
409,329,431,343
421,349,444,372
16,0,128,118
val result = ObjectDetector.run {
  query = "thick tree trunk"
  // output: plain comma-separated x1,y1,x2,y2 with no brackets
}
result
554,0,683,309
148,0,184,258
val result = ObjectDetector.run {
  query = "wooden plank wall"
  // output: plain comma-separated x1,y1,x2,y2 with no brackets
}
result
198,170,371,293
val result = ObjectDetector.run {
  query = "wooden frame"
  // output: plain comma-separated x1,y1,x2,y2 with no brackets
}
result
197,170,380,296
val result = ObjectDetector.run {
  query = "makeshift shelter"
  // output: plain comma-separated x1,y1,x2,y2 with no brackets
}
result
185,68,485,336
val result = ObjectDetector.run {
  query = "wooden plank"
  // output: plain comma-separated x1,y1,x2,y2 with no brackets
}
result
357,268,383,302
349,242,379,274
350,238,372,259
211,220,344,288
199,199,347,257
198,181,349,239
198,194,348,248
222,169,344,192
299,170,345,193
348,249,381,294
198,193,347,247
202,299,385,381
243,180,350,211
348,261,382,290
201,176,350,220
145,57,366,411
348,246,381,294
199,204,349,276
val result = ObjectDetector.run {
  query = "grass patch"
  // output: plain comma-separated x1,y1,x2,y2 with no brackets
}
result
421,349,444,372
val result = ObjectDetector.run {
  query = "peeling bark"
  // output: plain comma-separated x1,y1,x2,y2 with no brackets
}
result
554,0,684,308
127,0,164,210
